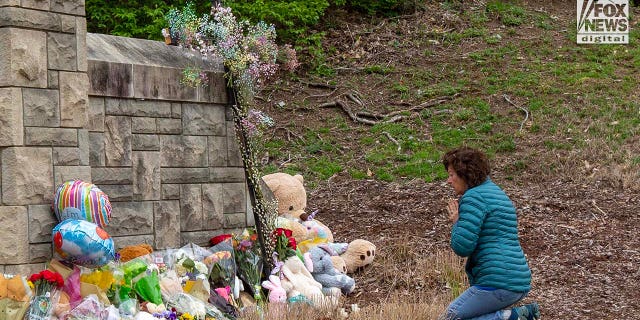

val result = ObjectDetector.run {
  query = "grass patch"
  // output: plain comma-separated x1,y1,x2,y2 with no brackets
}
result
486,1,526,26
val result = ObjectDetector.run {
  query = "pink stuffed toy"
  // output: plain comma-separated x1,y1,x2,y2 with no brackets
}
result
261,275,287,303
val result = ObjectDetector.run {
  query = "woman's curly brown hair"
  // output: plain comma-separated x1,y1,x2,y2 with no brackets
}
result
442,147,490,188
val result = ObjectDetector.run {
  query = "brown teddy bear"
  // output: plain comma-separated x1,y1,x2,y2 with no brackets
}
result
262,172,376,272
262,173,334,245
340,239,376,274
118,244,153,262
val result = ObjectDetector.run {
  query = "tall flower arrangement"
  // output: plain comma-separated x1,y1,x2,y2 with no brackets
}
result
165,2,299,272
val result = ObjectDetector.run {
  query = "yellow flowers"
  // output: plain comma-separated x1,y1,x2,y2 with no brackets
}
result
80,269,114,291
179,312,194,320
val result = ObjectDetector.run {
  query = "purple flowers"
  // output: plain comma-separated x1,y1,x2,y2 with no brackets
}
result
167,2,298,96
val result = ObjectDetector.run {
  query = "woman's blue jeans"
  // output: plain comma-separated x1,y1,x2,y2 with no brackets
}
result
441,286,528,320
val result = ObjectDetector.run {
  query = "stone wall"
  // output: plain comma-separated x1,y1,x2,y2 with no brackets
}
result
0,1,250,275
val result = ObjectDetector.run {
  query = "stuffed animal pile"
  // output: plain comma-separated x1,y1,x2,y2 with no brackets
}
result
261,172,376,304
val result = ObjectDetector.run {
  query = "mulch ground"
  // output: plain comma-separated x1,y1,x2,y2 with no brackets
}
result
307,171,639,319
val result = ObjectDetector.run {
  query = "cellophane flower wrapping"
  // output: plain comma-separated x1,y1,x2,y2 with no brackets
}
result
26,270,64,320
233,229,264,302
133,270,163,305
207,241,237,294
165,292,207,319
66,294,108,320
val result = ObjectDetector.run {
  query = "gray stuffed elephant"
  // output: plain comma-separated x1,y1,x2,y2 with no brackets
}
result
308,245,355,295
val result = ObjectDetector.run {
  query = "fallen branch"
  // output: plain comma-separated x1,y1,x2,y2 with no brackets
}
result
319,94,459,125
319,101,378,125
503,94,530,132
300,80,337,89
386,93,460,117
302,87,339,103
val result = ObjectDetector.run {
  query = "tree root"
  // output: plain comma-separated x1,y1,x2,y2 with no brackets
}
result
319,93,459,125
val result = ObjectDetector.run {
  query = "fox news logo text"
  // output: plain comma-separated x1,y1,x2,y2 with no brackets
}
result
577,0,628,44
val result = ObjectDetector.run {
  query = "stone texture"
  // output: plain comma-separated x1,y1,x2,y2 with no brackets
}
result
105,98,171,117
223,183,246,214
180,231,214,248
76,17,87,72
104,116,131,166
202,184,224,230
160,135,207,167
0,88,24,146
48,70,59,89
105,201,153,237
112,235,154,251
98,184,132,202
25,127,77,146
23,88,60,127
180,184,202,232
154,201,180,249
132,134,160,151
61,14,75,33
47,70,60,89
28,205,57,243
161,184,180,200
182,104,226,136
132,117,156,133
78,129,90,165
246,195,255,226
48,32,77,71
161,168,209,184
88,61,133,97
226,121,243,166
91,167,132,185
54,166,91,186
53,147,81,165
199,71,228,104
4,264,45,277
209,167,246,183
171,103,181,118
29,243,52,263
88,132,105,166
50,0,84,15
224,212,246,229
208,136,228,167
87,33,223,76
0,7,61,32
132,151,161,201
0,0,19,6
87,97,105,132
2,148,53,205
0,28,47,88
21,0,49,10
59,71,89,127
0,206,29,264
133,65,198,101
156,118,182,134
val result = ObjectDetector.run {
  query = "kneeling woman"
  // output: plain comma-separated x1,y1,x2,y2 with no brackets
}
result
441,147,540,320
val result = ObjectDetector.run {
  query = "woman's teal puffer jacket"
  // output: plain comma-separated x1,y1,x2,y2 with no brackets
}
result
451,178,531,292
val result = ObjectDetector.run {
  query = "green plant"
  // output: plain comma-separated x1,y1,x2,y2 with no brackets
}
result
224,0,341,42
87,0,211,40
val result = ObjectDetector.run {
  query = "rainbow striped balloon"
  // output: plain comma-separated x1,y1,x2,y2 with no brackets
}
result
53,180,112,228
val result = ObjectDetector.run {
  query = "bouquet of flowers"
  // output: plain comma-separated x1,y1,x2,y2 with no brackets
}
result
27,270,64,320
233,229,264,301
207,243,236,290
272,228,297,264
